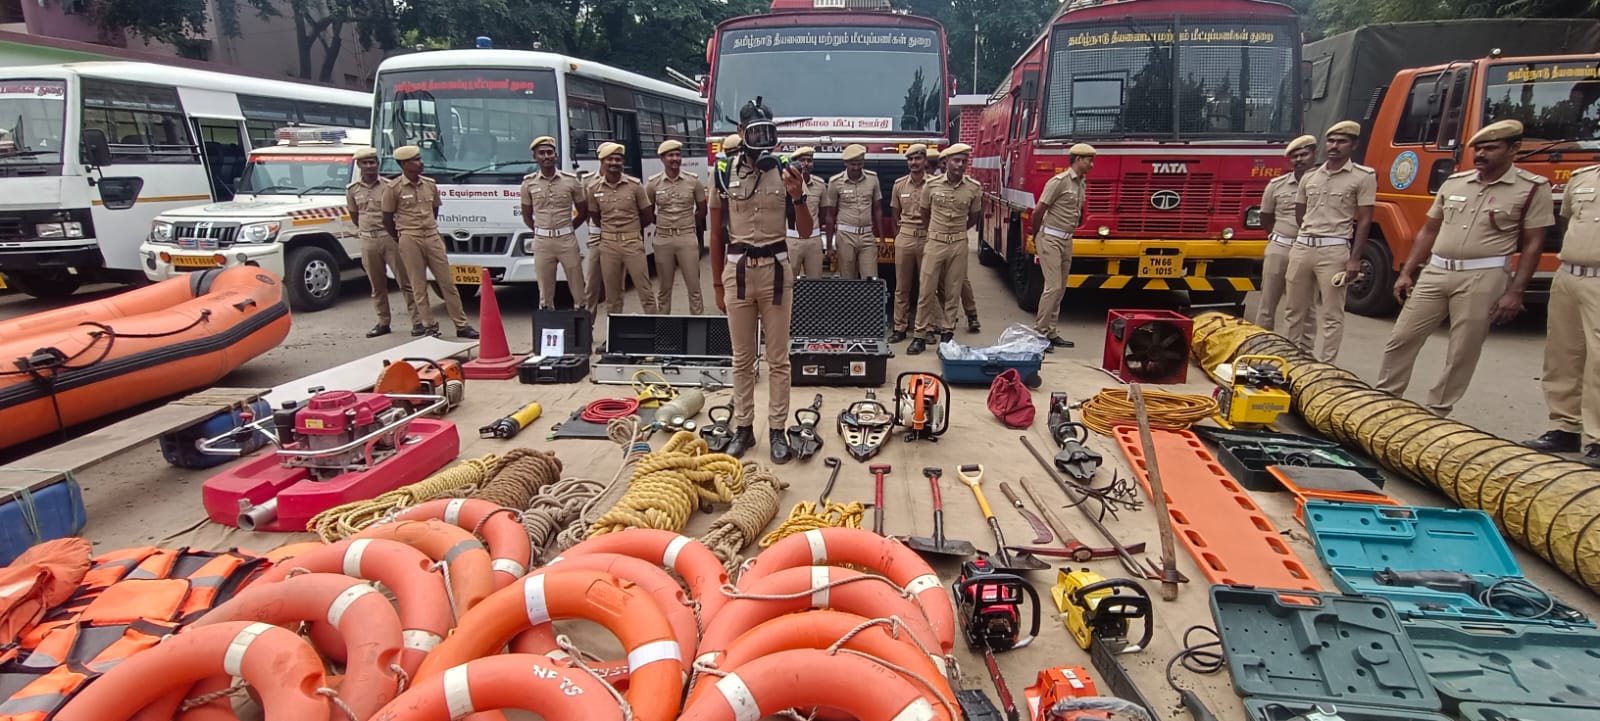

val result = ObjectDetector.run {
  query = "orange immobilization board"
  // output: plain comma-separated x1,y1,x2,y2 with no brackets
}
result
1114,427,1322,591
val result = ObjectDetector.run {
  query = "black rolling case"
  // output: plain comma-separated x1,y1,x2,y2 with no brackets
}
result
789,278,892,387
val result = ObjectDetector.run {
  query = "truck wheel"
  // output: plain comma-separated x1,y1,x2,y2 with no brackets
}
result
7,269,82,300
1345,240,1398,317
284,245,340,312
978,238,1006,268
1008,244,1042,314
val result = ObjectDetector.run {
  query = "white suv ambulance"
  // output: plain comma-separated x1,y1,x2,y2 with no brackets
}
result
140,127,368,311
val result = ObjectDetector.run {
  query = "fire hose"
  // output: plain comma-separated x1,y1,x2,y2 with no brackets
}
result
1190,313,1600,595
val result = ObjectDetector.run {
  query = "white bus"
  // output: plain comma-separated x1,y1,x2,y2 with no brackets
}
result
372,50,708,293
0,62,370,299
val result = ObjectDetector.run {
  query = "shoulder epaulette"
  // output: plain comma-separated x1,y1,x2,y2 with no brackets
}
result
1353,163,1376,174
683,170,699,180
559,169,578,178
647,171,665,182
829,171,849,182
862,169,879,177
1448,169,1476,179
1516,168,1551,185
346,180,360,190
963,176,982,187
1574,164,1600,176
522,172,538,181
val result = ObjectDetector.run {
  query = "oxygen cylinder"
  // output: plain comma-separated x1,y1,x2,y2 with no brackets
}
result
652,388,705,430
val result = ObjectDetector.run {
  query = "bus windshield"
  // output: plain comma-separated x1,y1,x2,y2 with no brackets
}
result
236,154,352,196
1484,61,1600,146
1042,20,1297,140
711,25,946,134
374,68,560,179
0,80,66,166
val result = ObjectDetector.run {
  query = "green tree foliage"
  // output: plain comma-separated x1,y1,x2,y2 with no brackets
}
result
1311,0,1600,35
895,0,1060,96
246,0,401,83
89,0,230,47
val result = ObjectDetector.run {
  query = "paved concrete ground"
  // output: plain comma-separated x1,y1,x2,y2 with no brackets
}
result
1,250,1588,721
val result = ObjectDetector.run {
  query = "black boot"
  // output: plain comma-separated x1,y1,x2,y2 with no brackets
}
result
367,324,391,338
769,429,793,465
889,330,907,343
726,425,757,458
1525,429,1582,453
967,316,981,333
906,338,927,355
1585,444,1600,468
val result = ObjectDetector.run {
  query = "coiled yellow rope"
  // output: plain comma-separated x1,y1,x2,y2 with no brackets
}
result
1079,387,1217,437
306,454,496,541
587,430,744,537
759,501,868,548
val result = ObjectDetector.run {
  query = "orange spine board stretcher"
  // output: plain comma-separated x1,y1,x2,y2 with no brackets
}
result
1113,427,1322,591
0,267,291,450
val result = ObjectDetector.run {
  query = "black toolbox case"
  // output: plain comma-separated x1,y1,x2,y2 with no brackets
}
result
789,278,892,387
593,314,735,387
521,308,593,384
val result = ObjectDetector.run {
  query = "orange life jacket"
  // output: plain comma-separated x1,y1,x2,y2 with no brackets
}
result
0,546,263,721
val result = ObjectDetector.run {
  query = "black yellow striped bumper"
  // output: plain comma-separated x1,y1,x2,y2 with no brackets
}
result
1066,274,1258,291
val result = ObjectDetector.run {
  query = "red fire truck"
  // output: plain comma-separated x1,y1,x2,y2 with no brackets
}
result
703,0,950,270
971,0,1303,311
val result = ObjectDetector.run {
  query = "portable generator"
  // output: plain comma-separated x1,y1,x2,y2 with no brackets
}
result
1214,354,1291,430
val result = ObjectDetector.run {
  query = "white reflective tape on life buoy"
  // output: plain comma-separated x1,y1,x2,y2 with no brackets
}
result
404,629,443,653
343,538,373,577
890,697,937,721
523,573,551,626
803,529,828,564
442,664,475,718
906,573,941,597
492,558,526,577
224,622,274,676
663,535,692,568
444,498,468,526
626,639,682,672
929,654,948,677
326,584,376,627
811,566,830,607
714,672,762,721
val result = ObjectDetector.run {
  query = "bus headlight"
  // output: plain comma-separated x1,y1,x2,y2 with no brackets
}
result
63,222,84,238
150,221,174,243
1097,226,1110,237
35,223,64,239
240,222,281,244
1222,227,1236,240
1244,206,1263,229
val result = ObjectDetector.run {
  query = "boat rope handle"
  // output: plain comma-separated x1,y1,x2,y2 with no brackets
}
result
556,634,635,721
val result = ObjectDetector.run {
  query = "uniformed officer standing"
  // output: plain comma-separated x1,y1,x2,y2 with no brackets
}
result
520,135,588,310
787,146,829,278
1257,134,1318,331
710,98,809,462
1030,143,1096,350
906,143,981,355
588,141,658,315
889,143,931,342
1287,121,1376,363
381,145,478,339
647,140,708,314
1526,161,1600,465
823,144,883,279
1377,119,1554,417
927,147,980,333
347,147,419,337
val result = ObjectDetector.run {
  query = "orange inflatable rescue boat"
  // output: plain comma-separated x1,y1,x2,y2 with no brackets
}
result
0,267,290,450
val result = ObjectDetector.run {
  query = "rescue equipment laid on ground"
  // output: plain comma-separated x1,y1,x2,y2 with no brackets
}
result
1024,666,1156,721
999,482,1052,544
679,648,949,721
593,314,735,388
522,308,594,384
558,529,731,623
900,467,980,561
789,277,894,387
1194,426,1384,493
1127,384,1184,601
1267,466,1399,523
375,357,466,415
354,519,496,614
706,565,947,658
395,497,532,587
200,389,460,531
957,464,1047,572
366,653,622,721
1211,355,1290,429
652,387,705,432
987,369,1037,429
785,393,825,460
159,397,275,469
480,401,543,439
955,557,1041,721
700,404,736,451
0,267,291,450
1009,476,1146,564
1102,309,1192,385
895,372,951,442
1050,568,1160,718
838,389,894,460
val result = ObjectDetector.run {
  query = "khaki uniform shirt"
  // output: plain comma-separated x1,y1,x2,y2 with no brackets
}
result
709,157,788,247
1562,165,1600,267
892,173,930,232
1295,161,1377,239
380,175,440,234
1428,166,1555,259
794,175,826,237
520,170,585,232
587,174,651,240
1036,168,1087,233
646,170,706,234
918,173,983,240
346,177,390,237
1260,173,1301,238
822,170,881,228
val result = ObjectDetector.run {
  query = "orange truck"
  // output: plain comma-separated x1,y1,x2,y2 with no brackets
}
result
1304,19,1600,315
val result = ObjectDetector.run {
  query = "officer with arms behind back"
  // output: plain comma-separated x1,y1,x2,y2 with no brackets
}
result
888,143,931,342
787,146,829,278
823,144,883,279
1288,121,1375,363
710,98,810,462
588,141,659,316
348,146,420,337
1377,119,1554,417
647,139,709,313
1526,159,1600,465
381,145,478,339
1030,143,1096,350
520,135,589,310
1257,134,1318,331
906,143,982,355
927,147,981,333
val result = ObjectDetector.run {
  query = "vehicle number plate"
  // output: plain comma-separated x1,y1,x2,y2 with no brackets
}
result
173,255,220,269
1137,252,1184,279
450,265,483,286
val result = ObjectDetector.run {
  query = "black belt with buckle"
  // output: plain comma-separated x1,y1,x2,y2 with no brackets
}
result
728,241,790,303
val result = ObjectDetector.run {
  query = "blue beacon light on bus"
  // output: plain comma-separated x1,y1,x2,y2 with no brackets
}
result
476,36,492,49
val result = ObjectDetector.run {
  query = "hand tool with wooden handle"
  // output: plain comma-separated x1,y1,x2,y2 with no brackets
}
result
957,464,1047,572
1129,383,1183,601
998,481,1052,544
869,464,890,535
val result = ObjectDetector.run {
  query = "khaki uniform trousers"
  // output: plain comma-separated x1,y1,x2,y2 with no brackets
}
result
599,234,658,315
938,279,977,330
893,230,925,333
583,234,603,311
399,230,469,330
1255,239,1293,331
914,234,968,337
1376,265,1509,416
1283,243,1350,363
837,230,877,279
653,229,704,314
789,235,826,278
360,232,419,327
724,256,792,429
1542,269,1600,442
1033,232,1073,337
532,232,586,310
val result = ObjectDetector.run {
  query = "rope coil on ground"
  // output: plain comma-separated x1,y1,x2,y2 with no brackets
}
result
588,431,744,537
306,455,495,541
699,463,790,571
470,448,562,509
758,502,867,549
1079,387,1217,437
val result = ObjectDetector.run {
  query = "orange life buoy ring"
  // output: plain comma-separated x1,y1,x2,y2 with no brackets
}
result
559,529,730,623
508,552,698,684
262,541,326,567
739,528,954,652
355,519,495,614
697,566,946,671
366,654,623,721
54,621,328,721
684,610,954,716
396,498,530,588
256,537,452,674
679,648,947,721
414,568,683,721
179,573,404,721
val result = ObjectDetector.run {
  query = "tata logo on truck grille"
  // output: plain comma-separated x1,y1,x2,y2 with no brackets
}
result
1150,190,1182,211
1151,162,1189,174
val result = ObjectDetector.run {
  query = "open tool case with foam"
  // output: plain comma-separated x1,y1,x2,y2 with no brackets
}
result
593,314,735,387
788,278,892,387
1195,426,1383,492
520,308,593,384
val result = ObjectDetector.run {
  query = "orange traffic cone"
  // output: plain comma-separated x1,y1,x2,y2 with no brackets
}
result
462,270,524,379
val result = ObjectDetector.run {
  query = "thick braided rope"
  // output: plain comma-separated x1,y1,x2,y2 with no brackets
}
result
699,463,789,571
306,455,495,541
758,501,868,548
522,477,607,563
471,448,562,509
587,431,744,537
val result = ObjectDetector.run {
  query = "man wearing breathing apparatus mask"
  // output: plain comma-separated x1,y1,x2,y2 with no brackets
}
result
709,98,810,462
